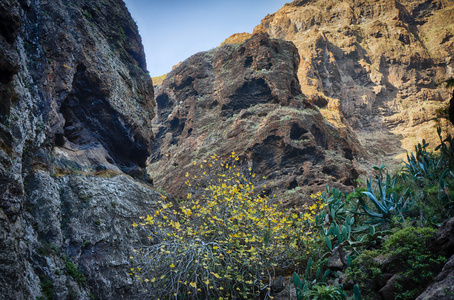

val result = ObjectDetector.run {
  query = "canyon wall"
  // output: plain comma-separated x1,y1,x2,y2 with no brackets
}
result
150,33,365,202
253,0,454,161
0,0,159,298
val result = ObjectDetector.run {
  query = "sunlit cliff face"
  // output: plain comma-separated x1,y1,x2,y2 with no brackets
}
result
254,0,454,162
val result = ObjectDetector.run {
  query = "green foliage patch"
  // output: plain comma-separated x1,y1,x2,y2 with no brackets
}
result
348,227,446,299
65,261,86,285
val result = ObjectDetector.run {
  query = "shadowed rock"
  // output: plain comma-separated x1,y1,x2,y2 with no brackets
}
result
0,0,156,298
150,33,365,202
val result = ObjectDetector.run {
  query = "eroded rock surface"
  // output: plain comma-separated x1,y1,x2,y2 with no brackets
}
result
17,0,154,175
0,0,157,298
150,33,365,201
21,174,160,299
254,0,454,162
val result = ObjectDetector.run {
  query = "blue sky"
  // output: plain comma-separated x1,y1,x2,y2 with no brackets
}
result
123,0,289,77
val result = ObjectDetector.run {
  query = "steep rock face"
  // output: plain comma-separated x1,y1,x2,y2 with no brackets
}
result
17,0,154,174
0,0,157,298
21,174,160,299
150,33,364,201
254,0,454,161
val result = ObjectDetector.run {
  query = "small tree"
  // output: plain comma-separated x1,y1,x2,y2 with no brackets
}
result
130,153,322,299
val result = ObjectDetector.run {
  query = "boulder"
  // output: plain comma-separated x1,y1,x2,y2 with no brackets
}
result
379,274,403,300
433,217,454,257
416,255,454,300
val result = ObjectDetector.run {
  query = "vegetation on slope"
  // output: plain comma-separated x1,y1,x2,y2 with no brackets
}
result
220,32,252,46
131,127,454,299
152,73,167,86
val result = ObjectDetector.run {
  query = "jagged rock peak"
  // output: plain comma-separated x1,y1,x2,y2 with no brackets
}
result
220,32,252,46
151,33,364,201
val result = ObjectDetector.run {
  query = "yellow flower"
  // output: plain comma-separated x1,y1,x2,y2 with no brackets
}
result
132,222,138,227
189,282,197,288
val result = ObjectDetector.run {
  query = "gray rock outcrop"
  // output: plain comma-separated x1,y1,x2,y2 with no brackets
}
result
0,0,158,298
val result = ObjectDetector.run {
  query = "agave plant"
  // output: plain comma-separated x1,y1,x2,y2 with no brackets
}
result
308,284,343,300
313,186,389,263
358,165,410,224
292,258,332,300
404,128,454,217
405,139,445,181
293,269,362,300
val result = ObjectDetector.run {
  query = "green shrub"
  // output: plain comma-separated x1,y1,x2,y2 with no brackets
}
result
347,226,446,300
39,276,54,300
383,227,446,299
65,261,86,285
346,250,383,297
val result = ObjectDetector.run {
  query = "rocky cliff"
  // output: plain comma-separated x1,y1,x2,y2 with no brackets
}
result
254,0,454,161
2,0,454,298
0,0,159,298
150,33,364,201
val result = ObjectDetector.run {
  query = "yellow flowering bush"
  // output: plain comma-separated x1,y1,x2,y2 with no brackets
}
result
131,153,321,299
